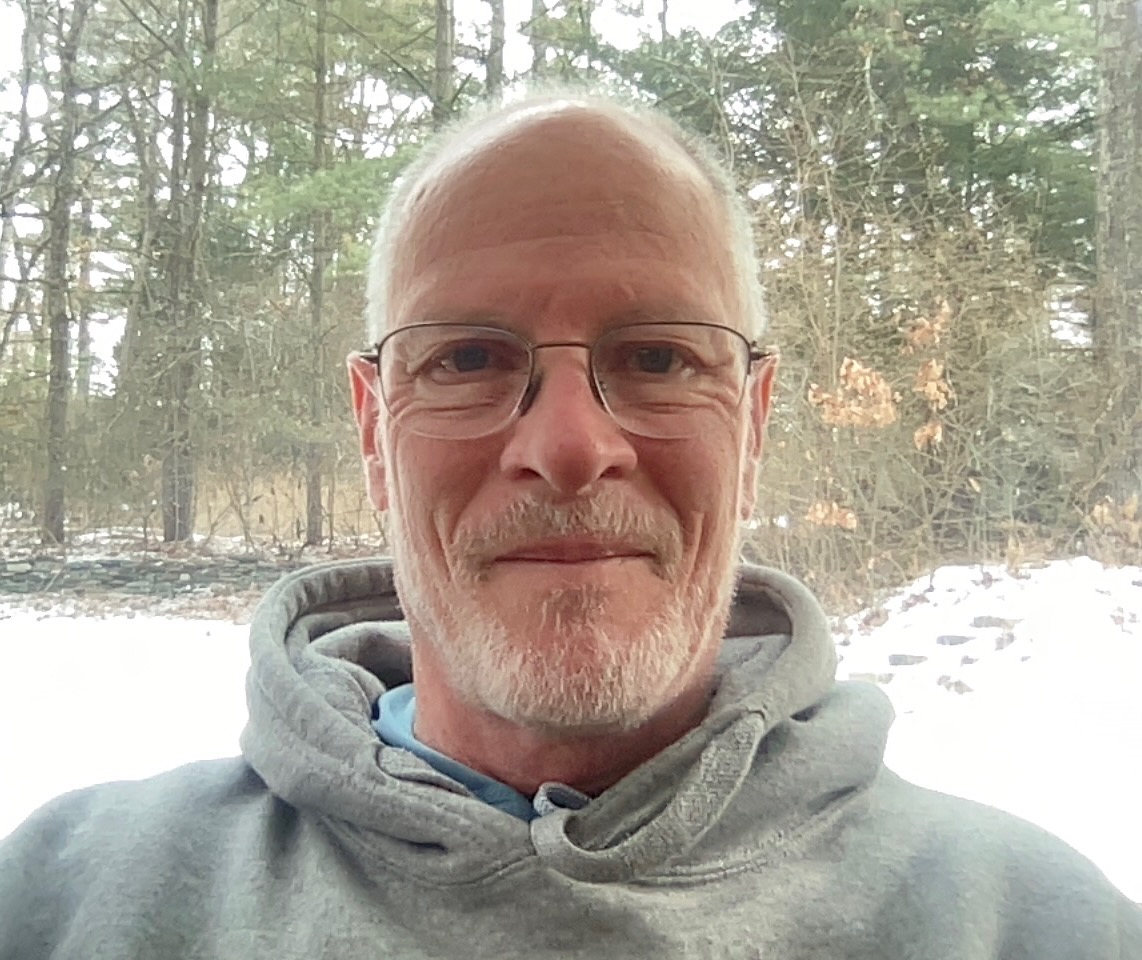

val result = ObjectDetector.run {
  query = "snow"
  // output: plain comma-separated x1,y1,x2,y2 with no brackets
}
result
0,613,250,832
1,556,1140,901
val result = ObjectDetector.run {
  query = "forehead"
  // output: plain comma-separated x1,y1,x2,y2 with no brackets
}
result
408,108,712,230
388,108,740,333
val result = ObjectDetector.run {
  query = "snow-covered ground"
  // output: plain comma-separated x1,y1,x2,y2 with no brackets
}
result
1,556,1139,900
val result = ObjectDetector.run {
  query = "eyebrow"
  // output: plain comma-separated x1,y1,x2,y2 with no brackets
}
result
608,305,717,326
407,310,511,329
406,304,720,337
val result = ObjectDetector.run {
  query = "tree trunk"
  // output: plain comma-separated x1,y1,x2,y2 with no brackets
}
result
432,0,455,128
305,0,329,546
75,192,94,404
161,43,191,544
529,0,547,76
116,92,160,390
0,2,37,368
41,0,91,544
161,0,216,542
1093,0,1142,501
576,0,595,75
0,213,20,365
486,0,505,100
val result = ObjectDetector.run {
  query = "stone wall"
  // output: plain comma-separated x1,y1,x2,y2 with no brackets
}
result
0,556,304,597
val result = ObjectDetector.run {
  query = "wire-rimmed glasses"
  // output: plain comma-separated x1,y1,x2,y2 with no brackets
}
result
360,321,774,440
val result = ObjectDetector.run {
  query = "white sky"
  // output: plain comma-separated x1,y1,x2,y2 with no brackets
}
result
2,555,1140,901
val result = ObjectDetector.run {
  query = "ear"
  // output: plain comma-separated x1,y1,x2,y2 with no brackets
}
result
739,353,778,521
347,352,389,512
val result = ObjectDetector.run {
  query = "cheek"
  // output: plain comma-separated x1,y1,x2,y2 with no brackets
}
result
386,434,492,560
645,433,744,548
386,438,440,548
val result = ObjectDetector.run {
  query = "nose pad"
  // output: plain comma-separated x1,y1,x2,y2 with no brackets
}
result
516,369,608,418
518,373,542,416
588,373,606,406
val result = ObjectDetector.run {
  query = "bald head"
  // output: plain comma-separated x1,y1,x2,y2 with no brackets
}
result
365,93,768,343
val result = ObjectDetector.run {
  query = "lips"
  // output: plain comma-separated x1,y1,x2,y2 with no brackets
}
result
495,539,654,564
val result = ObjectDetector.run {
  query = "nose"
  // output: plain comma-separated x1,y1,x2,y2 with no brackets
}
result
499,350,638,496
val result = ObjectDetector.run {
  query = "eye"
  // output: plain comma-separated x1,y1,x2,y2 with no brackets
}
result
439,343,493,373
606,339,700,379
630,345,683,375
415,336,525,382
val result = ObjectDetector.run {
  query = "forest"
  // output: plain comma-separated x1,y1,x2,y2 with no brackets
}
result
0,0,1139,605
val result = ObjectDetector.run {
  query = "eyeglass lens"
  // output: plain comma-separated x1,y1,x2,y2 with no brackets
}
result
378,323,750,440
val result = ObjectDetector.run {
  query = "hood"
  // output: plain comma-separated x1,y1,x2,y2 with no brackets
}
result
240,559,893,885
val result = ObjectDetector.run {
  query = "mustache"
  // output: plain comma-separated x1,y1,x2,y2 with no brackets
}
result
452,492,683,572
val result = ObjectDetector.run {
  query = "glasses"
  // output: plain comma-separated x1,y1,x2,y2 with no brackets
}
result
361,321,774,440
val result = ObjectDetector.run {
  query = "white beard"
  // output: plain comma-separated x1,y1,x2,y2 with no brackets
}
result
390,491,741,732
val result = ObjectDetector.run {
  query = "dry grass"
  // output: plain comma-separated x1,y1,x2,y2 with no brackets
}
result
194,467,382,546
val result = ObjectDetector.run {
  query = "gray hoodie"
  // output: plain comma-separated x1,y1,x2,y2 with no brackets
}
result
1,560,1139,959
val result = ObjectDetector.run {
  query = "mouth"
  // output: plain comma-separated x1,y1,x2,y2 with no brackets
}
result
494,539,655,565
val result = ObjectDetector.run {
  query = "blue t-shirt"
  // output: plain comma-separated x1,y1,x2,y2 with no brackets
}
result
373,685,589,822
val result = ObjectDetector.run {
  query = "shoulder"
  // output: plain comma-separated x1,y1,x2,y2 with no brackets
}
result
872,768,1107,875
0,758,290,957
3,757,266,852
1,756,295,871
863,769,1142,951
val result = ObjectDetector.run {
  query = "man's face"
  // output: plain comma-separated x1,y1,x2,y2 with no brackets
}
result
350,108,775,734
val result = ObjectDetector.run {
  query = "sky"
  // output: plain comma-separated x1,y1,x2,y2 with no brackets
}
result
1,554,1140,902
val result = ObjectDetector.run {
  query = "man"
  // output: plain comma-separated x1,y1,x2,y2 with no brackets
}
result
1,93,1138,959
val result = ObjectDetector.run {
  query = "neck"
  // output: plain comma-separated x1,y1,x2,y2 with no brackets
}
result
410,645,715,797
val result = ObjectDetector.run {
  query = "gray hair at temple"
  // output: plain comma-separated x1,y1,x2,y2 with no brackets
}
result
364,90,769,344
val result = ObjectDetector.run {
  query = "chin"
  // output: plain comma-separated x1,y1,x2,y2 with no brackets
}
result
483,678,672,736
463,616,696,733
